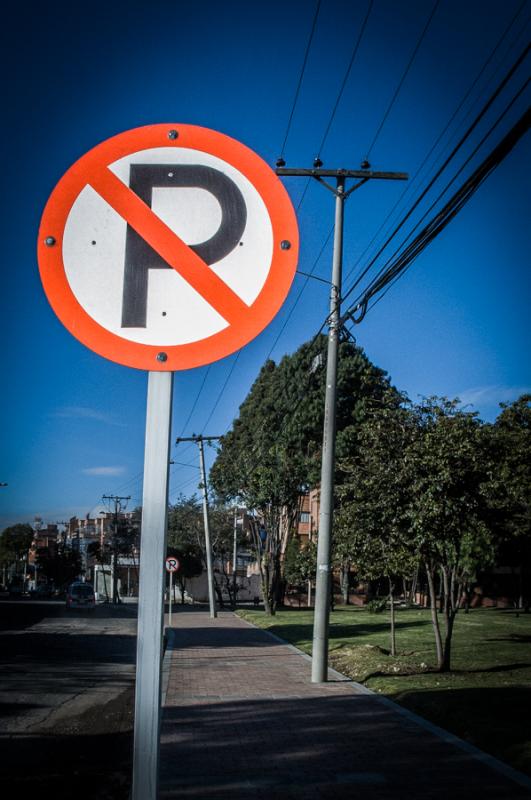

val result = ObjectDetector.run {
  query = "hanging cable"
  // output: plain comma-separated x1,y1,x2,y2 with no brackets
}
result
341,42,530,306
292,0,375,211
344,105,531,319
316,0,374,158
364,0,440,163
354,76,530,303
200,351,242,435
343,0,529,295
265,225,334,361
177,365,212,439
278,0,322,162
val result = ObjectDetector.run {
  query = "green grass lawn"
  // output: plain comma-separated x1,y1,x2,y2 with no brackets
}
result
237,605,531,776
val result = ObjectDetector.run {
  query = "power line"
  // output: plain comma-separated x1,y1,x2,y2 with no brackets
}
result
200,351,242,435
265,225,334,361
315,0,374,159
364,0,440,163
341,42,530,306
354,76,530,307
343,1,529,296
343,105,531,321
289,0,375,212
176,365,212,439
278,0,322,160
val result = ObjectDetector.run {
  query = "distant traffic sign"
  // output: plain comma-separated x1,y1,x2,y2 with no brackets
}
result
165,557,180,573
38,124,299,370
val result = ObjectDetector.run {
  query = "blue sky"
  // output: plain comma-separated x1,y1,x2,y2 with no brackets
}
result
1,0,530,528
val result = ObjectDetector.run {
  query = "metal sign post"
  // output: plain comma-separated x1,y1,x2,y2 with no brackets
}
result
169,570,173,627
132,371,173,800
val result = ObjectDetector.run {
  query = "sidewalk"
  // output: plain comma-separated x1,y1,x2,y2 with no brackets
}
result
159,608,531,799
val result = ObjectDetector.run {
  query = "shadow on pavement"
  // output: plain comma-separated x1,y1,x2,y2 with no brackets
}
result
159,692,530,800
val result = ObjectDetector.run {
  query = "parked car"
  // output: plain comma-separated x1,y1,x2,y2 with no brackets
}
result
66,582,96,609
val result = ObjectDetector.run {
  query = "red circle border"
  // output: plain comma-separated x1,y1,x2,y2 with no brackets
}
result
37,123,299,371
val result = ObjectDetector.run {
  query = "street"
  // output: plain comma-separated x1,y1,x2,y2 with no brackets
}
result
0,599,137,799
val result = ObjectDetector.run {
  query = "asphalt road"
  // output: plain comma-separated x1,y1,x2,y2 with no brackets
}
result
0,599,138,799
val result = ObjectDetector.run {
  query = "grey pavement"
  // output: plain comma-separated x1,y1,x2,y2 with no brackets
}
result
159,608,531,800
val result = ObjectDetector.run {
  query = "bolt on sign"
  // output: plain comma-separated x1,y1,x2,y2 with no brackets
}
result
37,123,299,370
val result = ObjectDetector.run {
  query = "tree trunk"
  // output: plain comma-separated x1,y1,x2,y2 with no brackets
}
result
341,563,350,605
260,559,273,616
426,562,444,670
409,565,419,605
389,577,396,657
440,566,462,672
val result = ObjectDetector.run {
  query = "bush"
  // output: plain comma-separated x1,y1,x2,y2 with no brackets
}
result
366,597,388,613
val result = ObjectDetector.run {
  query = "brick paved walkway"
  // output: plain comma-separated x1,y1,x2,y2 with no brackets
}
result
159,608,531,799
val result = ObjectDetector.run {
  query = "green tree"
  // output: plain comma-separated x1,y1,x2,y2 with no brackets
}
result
210,336,397,614
408,397,494,671
284,537,317,588
335,397,417,655
484,394,531,609
37,543,82,589
0,523,34,580
168,495,239,606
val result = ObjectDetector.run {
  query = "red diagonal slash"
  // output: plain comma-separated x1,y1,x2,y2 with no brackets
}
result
89,166,250,326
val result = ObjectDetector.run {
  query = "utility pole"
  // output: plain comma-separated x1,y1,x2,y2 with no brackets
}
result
232,508,238,605
175,435,221,618
102,494,131,603
276,163,407,682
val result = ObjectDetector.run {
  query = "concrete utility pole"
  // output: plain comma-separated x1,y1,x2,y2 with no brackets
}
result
102,494,131,603
232,508,238,602
175,435,221,619
276,164,407,683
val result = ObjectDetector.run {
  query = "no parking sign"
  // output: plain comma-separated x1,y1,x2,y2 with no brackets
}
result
37,123,299,370
37,123,299,800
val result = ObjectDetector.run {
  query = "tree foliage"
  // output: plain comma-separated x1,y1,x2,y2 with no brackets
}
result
406,397,494,670
484,394,531,608
0,523,34,566
335,394,417,652
36,543,81,588
210,336,396,614
167,494,242,606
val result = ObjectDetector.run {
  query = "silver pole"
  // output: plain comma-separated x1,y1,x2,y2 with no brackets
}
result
311,177,345,683
198,437,217,618
169,570,173,627
132,371,173,800
233,509,238,591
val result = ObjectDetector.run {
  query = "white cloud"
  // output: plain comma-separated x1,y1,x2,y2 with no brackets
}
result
456,385,531,410
53,406,125,426
82,466,126,476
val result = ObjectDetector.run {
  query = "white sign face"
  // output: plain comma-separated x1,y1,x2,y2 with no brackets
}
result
165,557,180,573
38,124,299,371
63,147,273,346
